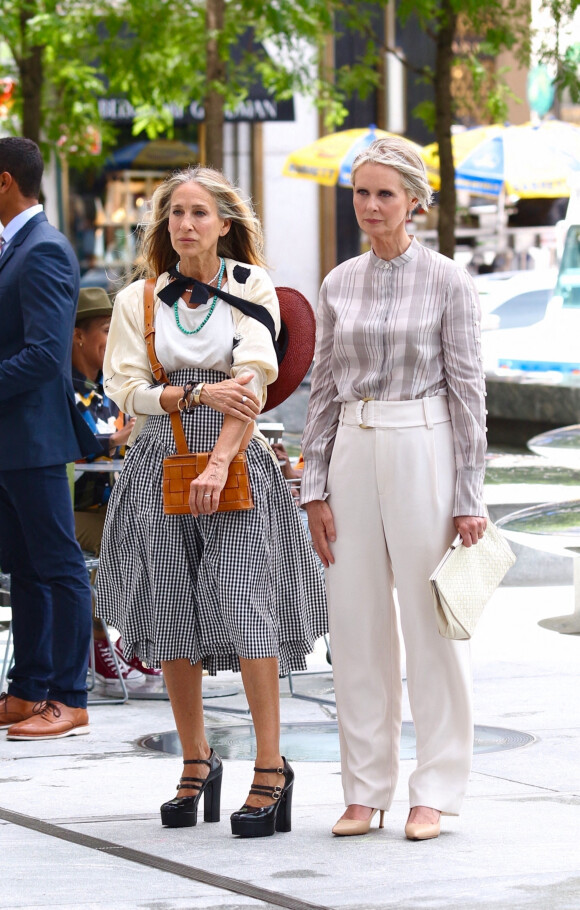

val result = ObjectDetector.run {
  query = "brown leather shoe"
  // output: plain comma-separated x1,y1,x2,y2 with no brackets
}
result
0,692,39,729
6,701,89,740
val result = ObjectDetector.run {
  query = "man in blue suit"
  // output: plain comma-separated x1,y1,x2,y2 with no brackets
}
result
0,137,98,739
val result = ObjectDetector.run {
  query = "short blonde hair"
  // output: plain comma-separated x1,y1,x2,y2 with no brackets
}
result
351,137,432,211
139,165,266,277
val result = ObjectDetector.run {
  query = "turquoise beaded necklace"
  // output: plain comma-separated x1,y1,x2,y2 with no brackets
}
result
173,257,225,336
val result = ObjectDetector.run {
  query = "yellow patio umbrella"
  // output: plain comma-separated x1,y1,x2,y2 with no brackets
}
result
283,125,424,187
422,120,580,198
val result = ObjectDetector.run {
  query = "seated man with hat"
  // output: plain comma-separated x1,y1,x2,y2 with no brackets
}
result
72,287,162,688
72,287,135,551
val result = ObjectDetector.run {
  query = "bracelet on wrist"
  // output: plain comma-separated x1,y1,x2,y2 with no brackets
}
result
191,382,205,407
177,380,196,412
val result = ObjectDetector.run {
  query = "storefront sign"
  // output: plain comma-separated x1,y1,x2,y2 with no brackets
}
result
98,96,294,124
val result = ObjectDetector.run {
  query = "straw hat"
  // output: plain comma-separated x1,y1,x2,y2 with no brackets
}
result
262,287,316,413
75,287,113,324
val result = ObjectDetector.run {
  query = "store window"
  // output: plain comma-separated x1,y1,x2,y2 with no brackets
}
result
69,125,199,292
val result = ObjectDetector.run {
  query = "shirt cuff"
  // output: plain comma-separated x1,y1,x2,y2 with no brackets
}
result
132,384,165,416
454,467,485,517
299,459,330,505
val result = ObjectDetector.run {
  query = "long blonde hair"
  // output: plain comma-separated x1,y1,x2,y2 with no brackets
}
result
137,166,266,278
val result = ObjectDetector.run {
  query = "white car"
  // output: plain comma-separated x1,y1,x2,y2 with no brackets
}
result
481,226,580,376
474,269,557,331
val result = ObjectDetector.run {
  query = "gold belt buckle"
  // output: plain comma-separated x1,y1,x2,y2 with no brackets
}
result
359,397,374,429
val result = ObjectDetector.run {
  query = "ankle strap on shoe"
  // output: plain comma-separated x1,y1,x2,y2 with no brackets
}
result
183,756,211,767
253,764,284,774
177,775,206,791
249,783,283,800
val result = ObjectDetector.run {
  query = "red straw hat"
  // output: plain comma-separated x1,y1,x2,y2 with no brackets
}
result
262,287,316,413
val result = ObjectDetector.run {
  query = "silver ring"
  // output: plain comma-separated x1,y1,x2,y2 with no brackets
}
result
203,493,211,497
241,395,247,403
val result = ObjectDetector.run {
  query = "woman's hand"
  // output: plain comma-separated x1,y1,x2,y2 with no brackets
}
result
160,373,260,420
454,515,487,548
304,499,336,568
108,418,136,451
189,459,229,516
200,373,260,421
188,413,250,517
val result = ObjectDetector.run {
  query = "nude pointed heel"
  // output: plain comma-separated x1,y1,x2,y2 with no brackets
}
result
405,809,441,841
332,807,385,836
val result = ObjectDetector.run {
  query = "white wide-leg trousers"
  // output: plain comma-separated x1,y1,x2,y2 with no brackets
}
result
325,397,473,816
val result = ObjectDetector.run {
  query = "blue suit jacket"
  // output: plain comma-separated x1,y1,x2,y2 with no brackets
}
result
0,212,99,470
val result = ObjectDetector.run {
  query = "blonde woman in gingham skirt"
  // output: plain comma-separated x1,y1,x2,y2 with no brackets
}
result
97,166,326,839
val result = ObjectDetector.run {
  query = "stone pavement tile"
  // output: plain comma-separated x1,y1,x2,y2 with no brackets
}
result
471,729,580,795
60,789,579,910
4,821,276,910
2,753,577,910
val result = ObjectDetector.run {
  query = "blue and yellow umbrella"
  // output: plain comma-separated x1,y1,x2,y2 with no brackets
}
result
422,120,580,199
282,126,423,187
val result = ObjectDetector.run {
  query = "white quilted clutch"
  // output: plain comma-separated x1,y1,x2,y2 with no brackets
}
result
429,520,516,640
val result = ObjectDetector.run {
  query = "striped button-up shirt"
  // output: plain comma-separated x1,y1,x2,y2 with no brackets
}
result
300,238,487,516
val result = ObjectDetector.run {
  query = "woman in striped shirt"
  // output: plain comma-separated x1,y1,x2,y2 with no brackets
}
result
301,137,487,841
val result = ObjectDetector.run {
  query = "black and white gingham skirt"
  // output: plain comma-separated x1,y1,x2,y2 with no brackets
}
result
95,368,327,676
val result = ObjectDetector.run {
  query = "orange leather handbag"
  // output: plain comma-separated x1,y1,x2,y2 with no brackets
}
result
143,279,254,515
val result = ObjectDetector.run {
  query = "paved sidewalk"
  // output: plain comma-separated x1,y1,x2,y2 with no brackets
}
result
1,578,579,910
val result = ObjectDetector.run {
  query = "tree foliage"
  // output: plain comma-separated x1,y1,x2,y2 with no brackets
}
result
535,0,580,103
0,0,346,168
390,0,533,256
1,1,578,256
327,0,578,255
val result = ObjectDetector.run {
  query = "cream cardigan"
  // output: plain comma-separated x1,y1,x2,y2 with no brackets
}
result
103,259,280,445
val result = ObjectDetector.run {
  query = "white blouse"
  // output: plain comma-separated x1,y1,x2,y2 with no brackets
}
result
103,261,281,446
300,238,487,516
154,283,235,375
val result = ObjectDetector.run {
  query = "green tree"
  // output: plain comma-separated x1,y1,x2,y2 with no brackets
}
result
2,1,578,257
393,0,532,256
534,0,580,111
1,0,117,165
333,0,579,256
0,0,343,168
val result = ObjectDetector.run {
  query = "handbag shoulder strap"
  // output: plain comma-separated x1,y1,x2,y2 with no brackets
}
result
144,278,170,385
143,278,189,455
143,277,253,456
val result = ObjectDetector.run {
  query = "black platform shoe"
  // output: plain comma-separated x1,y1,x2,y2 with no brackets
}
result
160,750,222,828
230,757,294,838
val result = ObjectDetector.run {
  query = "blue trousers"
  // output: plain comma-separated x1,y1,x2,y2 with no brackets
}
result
0,464,92,708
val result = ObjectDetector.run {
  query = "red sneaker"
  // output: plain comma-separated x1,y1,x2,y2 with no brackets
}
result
114,638,163,678
91,639,144,684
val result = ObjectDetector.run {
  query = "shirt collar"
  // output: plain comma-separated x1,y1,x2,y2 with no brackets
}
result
0,204,44,246
72,366,103,396
369,235,420,269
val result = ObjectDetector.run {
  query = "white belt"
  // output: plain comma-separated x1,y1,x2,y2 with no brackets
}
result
340,396,450,429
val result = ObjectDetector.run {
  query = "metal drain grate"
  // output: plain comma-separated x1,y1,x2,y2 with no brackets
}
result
139,721,534,761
